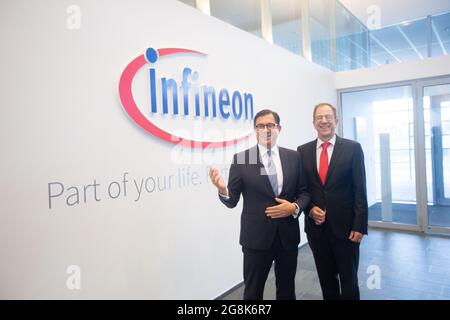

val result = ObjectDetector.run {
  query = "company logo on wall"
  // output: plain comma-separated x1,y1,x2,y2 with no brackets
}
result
119,47,255,148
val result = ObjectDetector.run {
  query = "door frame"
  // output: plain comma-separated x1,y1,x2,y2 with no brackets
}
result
337,75,450,235
417,76,450,235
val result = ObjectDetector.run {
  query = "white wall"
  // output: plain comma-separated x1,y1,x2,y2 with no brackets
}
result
0,0,335,299
335,54,450,89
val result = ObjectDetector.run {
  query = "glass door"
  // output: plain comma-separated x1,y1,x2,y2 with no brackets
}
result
340,77,450,233
423,83,450,228
341,85,419,227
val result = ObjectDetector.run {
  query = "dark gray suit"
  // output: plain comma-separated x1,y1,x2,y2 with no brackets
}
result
297,135,368,300
220,145,309,300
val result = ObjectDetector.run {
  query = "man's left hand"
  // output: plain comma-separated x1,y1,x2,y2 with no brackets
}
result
265,198,296,219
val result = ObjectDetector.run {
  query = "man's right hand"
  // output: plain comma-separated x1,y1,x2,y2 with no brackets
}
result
209,167,228,196
310,206,326,225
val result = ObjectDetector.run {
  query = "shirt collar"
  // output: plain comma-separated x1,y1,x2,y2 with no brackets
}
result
316,135,336,149
258,143,279,157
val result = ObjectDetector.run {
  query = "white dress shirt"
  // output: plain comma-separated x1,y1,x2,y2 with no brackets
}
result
316,134,336,172
258,143,283,196
219,143,299,216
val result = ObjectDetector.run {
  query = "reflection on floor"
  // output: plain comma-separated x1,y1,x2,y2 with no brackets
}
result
220,228,450,300
369,202,450,227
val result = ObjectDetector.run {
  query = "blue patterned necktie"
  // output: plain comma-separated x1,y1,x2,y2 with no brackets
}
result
267,150,279,197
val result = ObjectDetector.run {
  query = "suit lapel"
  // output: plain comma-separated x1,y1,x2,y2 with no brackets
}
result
324,135,344,186
278,147,287,196
311,139,323,186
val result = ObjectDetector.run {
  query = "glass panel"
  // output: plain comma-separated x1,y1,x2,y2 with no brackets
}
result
271,0,303,55
397,19,428,59
424,84,450,227
309,0,334,70
369,16,430,65
335,0,369,71
210,0,262,38
341,86,417,225
431,12,450,58
370,26,407,65
368,12,449,67
192,0,450,72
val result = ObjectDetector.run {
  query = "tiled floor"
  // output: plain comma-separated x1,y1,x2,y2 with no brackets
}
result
220,228,450,300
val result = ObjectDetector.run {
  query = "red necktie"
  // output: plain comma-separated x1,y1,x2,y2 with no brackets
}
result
319,142,330,185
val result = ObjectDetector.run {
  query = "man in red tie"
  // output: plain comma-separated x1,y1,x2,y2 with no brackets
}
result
297,103,368,300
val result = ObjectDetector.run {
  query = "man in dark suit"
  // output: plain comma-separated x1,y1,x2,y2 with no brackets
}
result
297,103,368,300
209,109,309,300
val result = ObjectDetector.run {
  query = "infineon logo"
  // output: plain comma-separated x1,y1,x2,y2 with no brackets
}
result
119,47,255,148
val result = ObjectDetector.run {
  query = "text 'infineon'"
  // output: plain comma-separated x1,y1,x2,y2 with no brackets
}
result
119,47,255,148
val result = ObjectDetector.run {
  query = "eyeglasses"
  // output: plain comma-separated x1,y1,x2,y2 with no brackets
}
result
255,123,279,130
314,114,335,121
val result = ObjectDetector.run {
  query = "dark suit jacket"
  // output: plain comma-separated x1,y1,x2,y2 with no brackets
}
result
297,136,368,240
219,145,310,250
